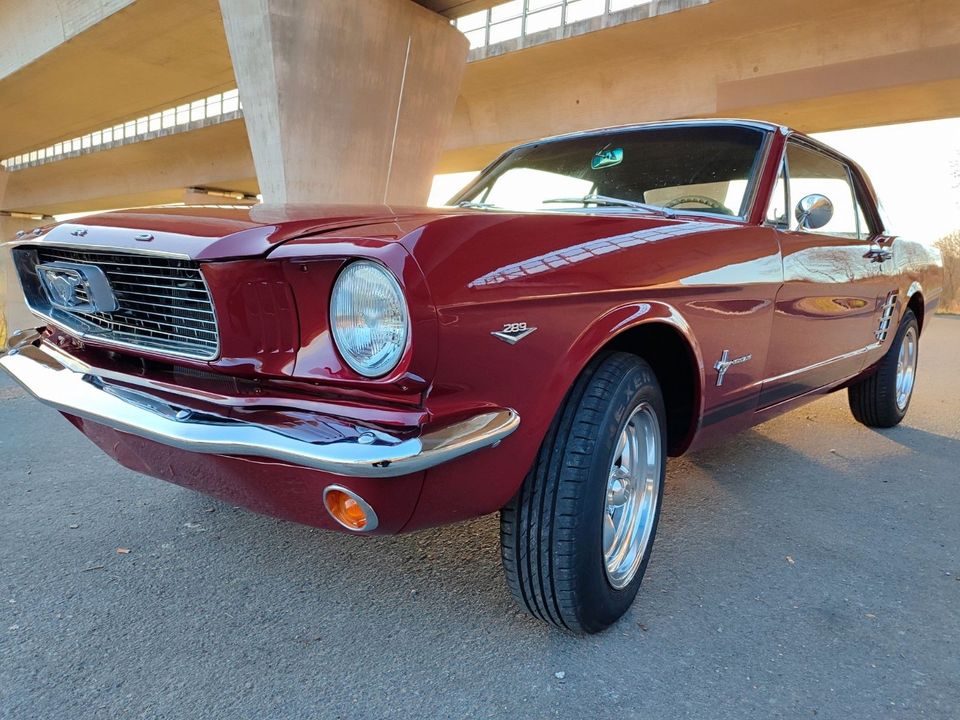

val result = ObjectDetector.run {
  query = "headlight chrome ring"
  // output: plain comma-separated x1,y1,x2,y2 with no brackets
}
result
329,260,410,378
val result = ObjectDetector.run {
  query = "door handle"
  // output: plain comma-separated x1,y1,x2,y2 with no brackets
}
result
864,248,892,263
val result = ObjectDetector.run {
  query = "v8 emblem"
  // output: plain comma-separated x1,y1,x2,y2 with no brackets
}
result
492,322,538,345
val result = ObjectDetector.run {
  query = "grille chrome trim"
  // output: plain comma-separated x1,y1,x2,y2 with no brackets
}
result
13,239,192,260
20,246,220,361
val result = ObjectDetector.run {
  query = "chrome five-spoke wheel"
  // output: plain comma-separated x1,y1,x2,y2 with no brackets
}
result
849,308,920,428
603,404,662,589
895,325,918,411
501,352,667,633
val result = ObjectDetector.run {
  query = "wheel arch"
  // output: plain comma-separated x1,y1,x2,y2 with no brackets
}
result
905,282,925,334
567,301,704,456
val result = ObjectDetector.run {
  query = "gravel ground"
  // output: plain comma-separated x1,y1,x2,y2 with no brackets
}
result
1,317,958,719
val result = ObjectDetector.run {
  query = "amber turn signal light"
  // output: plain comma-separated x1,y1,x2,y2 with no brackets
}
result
323,486,379,532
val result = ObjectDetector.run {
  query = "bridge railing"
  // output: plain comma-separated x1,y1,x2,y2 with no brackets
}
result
455,0,652,52
1,89,241,173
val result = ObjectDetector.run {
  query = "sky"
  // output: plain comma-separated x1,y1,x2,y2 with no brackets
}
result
814,119,960,245
428,117,960,246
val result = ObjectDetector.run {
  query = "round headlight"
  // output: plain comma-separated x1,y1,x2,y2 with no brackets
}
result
330,260,410,377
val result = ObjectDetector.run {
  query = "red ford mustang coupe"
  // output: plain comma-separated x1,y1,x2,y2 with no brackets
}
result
1,120,943,632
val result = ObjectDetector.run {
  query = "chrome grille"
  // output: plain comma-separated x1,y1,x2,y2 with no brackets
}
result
34,247,219,360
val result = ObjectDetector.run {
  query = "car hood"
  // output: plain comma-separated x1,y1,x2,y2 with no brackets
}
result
15,205,744,278
15,204,467,261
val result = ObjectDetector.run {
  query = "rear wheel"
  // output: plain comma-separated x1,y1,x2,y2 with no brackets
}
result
848,309,919,428
500,352,666,633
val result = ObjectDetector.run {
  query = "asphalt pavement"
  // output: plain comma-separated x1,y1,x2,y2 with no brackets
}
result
2,317,958,719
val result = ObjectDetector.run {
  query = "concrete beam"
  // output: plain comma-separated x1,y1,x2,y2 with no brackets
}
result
0,0,133,80
414,1,502,18
219,0,468,204
0,0,234,159
0,120,255,216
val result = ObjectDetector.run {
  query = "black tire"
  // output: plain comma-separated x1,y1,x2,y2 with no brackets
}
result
848,309,919,428
500,352,667,633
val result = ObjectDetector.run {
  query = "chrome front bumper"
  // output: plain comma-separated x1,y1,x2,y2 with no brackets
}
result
0,332,519,478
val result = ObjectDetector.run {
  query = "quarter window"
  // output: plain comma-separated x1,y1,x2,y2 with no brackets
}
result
784,143,859,238
854,192,873,239
765,162,789,227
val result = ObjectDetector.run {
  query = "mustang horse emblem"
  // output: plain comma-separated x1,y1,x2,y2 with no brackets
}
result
36,262,119,314
40,267,85,308
714,349,752,387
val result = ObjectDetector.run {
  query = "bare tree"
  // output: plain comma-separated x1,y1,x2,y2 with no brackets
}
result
935,230,960,314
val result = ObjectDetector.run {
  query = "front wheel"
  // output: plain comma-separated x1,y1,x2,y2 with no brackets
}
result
500,352,666,633
848,309,919,428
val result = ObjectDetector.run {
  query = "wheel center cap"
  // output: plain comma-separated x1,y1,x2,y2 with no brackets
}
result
608,469,631,507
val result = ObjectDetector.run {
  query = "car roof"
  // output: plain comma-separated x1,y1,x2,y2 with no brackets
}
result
508,118,866,182
524,118,788,147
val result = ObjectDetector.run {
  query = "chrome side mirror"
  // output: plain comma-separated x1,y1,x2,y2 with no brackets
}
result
795,194,833,230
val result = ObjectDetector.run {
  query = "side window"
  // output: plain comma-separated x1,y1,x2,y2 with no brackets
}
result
765,162,788,227
785,143,859,238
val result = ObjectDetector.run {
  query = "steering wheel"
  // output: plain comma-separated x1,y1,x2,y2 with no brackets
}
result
663,195,735,215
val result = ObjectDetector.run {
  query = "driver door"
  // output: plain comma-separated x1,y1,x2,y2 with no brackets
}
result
760,140,889,407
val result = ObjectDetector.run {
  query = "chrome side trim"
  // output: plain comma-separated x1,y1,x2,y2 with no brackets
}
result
760,341,880,386
0,335,520,478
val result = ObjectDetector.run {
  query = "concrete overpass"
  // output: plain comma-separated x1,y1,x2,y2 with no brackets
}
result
2,0,958,228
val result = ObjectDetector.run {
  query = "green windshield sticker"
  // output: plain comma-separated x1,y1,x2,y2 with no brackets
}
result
591,147,623,170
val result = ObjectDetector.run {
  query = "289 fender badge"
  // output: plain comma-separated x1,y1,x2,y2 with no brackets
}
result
492,322,537,345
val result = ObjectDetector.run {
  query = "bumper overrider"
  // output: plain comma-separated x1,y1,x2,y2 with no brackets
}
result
0,330,520,531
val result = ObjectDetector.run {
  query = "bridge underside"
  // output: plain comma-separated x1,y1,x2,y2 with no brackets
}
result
1,0,958,216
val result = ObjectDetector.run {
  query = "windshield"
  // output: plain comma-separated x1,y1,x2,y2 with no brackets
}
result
450,124,768,217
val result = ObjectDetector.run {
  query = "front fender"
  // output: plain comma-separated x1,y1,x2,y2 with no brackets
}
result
406,297,705,531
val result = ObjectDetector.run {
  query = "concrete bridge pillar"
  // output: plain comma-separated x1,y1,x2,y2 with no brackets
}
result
1,170,50,345
218,0,468,205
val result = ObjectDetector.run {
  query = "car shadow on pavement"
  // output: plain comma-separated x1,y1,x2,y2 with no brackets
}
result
867,424,960,453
